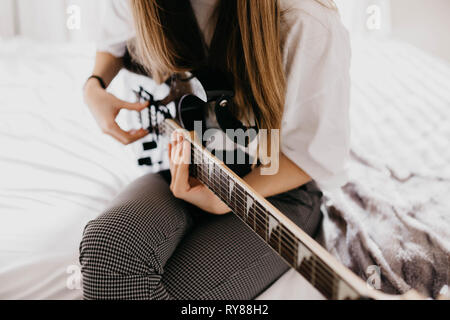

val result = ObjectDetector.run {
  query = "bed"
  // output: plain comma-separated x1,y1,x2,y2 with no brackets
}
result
0,38,448,299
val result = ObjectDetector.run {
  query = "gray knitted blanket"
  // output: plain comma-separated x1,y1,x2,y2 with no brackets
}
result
319,40,450,299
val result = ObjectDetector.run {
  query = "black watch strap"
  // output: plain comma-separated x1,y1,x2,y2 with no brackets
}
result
87,75,107,89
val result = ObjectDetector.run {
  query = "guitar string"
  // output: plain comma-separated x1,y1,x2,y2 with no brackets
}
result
162,124,338,290
194,157,293,238
161,123,340,295
194,164,337,298
192,153,338,287
195,165,334,269
162,123,335,271
162,131,340,299
149,109,343,297
194,154,310,250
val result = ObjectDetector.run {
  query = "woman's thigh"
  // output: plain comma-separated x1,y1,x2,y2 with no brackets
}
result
79,173,193,299
162,182,323,300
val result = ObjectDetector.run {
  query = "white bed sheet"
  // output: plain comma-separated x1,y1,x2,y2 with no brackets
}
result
0,39,139,299
0,38,322,300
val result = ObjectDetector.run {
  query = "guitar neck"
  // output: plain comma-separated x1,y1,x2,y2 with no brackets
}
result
161,119,379,300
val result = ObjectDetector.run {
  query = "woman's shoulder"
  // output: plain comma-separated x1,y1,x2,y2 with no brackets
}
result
279,0,350,58
280,0,342,32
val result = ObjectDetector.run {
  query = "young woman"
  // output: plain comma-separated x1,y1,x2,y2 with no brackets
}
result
80,0,350,300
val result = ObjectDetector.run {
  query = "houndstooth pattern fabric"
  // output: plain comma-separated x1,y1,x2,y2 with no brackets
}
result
79,173,322,300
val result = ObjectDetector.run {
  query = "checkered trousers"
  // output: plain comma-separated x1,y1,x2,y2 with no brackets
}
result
79,172,322,300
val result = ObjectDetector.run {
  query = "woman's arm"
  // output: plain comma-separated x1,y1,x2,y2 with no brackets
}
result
244,154,311,198
169,133,311,215
86,52,124,89
84,52,149,145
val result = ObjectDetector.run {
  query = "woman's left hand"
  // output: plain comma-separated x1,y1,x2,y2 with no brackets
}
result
169,131,231,215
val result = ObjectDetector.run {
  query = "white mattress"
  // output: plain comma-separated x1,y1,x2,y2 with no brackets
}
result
0,39,140,299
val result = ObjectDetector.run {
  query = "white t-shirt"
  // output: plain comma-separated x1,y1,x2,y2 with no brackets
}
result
97,0,351,191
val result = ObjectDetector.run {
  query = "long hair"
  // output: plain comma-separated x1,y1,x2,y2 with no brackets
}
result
129,0,286,135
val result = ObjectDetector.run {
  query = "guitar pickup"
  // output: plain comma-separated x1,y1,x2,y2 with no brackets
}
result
138,157,163,167
138,157,153,166
143,141,158,151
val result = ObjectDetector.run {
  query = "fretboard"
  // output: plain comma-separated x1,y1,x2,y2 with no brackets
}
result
161,119,365,300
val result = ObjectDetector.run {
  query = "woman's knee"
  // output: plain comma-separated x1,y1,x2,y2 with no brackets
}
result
79,210,171,300
79,207,158,276
78,173,192,299
79,183,192,275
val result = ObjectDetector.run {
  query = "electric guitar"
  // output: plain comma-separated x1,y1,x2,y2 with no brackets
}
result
133,87,424,300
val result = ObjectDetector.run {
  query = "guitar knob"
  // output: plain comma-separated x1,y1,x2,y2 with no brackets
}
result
219,99,228,107
143,141,158,151
138,157,153,166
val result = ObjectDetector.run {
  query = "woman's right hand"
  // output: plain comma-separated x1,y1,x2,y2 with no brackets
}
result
84,79,150,145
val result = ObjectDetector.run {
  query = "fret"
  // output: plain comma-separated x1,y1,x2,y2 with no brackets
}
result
197,150,205,183
201,162,208,186
246,194,257,233
231,181,241,217
235,184,247,220
301,257,334,299
295,245,335,299
298,256,314,286
311,254,317,288
228,175,237,213
245,194,253,221
331,272,338,299
253,205,268,240
320,266,338,299
312,257,333,299
208,162,215,193
203,152,211,188
296,243,312,270
197,162,205,184
191,148,340,300
280,225,296,267
268,220,282,256
194,147,202,165
207,162,215,192
192,148,200,179
212,163,221,198
217,167,228,201
267,214,279,243
190,145,197,177
215,164,223,198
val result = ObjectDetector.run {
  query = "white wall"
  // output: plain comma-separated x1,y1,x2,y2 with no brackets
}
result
2,0,389,43
391,0,450,62
3,0,449,62
0,0,105,42
0,0,16,38
335,0,391,37
16,0,67,41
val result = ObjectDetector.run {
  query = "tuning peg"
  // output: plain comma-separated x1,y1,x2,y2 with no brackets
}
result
143,141,158,151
